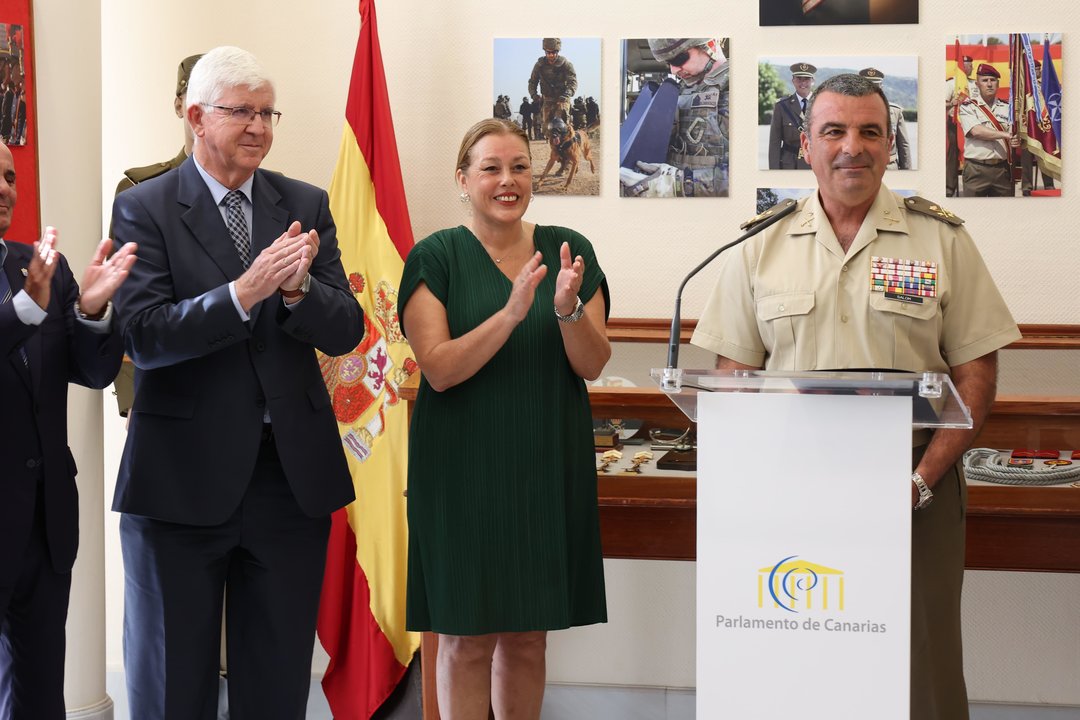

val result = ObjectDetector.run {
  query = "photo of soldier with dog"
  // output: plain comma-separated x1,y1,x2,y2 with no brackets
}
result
493,37,601,195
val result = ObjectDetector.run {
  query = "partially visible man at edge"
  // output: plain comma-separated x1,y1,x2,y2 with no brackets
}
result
110,46,362,719
690,73,1021,720
1,140,137,719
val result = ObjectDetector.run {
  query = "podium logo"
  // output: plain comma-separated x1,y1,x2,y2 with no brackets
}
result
758,555,845,613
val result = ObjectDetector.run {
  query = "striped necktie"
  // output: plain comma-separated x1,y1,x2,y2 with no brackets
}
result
0,264,29,366
222,190,252,268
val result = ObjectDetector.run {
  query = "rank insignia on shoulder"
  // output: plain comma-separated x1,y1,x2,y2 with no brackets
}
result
904,196,964,226
739,197,798,231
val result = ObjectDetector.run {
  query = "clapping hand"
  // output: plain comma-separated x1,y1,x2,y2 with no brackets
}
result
554,241,583,316
504,250,547,323
79,237,138,317
23,225,59,310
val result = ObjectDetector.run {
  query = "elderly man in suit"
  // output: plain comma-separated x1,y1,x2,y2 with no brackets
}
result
0,141,136,719
110,46,363,719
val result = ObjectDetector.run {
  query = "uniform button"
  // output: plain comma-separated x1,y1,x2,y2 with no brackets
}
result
778,304,786,312
841,314,849,323
26,458,38,469
842,265,849,272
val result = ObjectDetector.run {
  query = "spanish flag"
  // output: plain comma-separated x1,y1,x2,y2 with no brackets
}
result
316,1,420,717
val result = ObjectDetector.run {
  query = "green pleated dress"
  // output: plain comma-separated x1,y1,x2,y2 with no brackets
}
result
398,224,609,635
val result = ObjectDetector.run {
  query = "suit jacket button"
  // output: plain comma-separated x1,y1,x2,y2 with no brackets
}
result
255,341,266,352
256,395,266,408
25,458,38,469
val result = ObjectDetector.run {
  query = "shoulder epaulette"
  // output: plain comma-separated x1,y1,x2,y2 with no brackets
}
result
903,196,964,226
739,197,799,231
123,160,175,185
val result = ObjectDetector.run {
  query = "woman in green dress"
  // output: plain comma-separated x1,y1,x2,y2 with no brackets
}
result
398,118,610,719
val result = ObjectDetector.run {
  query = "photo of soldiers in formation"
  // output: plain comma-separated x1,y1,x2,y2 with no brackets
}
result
619,38,730,198
0,24,29,147
947,34,1062,198
493,37,602,195
758,55,918,171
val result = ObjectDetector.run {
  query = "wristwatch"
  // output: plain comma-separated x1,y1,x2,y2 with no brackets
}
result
280,273,311,300
554,295,585,324
911,471,933,510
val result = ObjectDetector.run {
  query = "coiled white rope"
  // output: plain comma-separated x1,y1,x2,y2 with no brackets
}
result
963,447,1080,486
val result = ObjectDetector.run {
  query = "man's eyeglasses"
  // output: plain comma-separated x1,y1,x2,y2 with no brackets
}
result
203,104,282,127
668,51,692,68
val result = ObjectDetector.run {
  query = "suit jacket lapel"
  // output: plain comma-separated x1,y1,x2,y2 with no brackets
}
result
4,254,33,390
177,158,247,282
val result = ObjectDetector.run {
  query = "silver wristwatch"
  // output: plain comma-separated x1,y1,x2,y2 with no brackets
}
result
911,471,933,510
554,296,585,323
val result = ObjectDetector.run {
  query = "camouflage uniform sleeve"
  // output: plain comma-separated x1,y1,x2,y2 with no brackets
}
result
563,60,578,100
528,60,542,99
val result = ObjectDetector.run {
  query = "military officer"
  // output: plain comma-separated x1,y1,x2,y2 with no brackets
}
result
945,55,975,196
620,38,729,197
860,67,911,169
768,63,815,169
528,38,577,134
110,53,202,417
958,63,1019,197
692,73,1020,720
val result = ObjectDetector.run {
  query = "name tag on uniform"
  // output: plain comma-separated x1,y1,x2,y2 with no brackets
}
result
690,87,720,110
870,256,937,304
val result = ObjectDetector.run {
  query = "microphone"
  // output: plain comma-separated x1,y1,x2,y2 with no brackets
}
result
662,197,800,391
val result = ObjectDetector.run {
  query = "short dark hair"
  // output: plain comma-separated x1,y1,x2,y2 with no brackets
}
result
803,73,892,138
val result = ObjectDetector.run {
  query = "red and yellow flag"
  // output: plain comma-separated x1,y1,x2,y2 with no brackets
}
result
316,1,419,717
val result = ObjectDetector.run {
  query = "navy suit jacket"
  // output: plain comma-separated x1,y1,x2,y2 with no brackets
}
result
0,241,123,585
110,157,362,525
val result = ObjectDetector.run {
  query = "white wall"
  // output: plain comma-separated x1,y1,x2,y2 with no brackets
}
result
93,0,1080,708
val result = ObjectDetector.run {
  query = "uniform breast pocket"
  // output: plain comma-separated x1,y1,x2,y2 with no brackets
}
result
868,294,941,371
755,292,816,370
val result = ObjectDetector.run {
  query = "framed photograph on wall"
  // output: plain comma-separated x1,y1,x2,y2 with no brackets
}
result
0,0,39,243
619,38,730,198
759,55,918,171
493,37,601,196
760,0,917,26
946,33,1061,198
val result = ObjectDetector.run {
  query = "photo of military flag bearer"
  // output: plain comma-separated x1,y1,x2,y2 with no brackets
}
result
493,37,601,196
946,33,1062,198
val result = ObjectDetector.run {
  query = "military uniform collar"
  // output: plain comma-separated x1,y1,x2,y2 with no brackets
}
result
788,185,909,258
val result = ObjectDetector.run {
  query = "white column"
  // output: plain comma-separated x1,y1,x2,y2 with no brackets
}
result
31,0,110,717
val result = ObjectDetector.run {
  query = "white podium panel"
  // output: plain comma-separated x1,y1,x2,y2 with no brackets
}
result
697,392,911,719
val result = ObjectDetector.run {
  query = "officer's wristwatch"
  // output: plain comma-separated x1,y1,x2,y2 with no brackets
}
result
911,471,933,510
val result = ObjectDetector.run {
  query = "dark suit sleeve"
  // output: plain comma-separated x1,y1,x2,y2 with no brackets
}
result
275,189,364,357
111,191,252,371
58,255,125,390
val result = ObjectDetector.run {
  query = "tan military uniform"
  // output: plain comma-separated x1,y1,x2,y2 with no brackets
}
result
888,103,912,170
111,147,188,416
768,93,810,169
692,185,1021,720
958,96,1013,196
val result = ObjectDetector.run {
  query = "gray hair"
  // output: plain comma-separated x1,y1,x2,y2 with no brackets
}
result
804,73,891,137
185,46,274,111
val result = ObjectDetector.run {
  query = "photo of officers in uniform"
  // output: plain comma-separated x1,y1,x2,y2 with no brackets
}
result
759,55,917,171
492,37,601,196
946,33,1062,198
